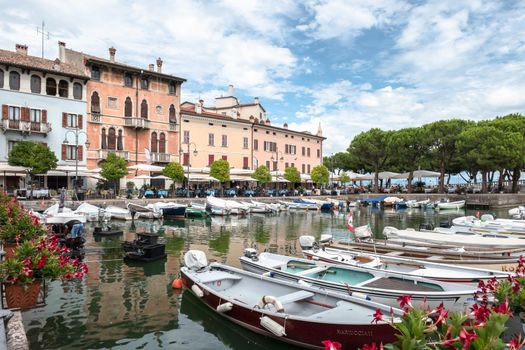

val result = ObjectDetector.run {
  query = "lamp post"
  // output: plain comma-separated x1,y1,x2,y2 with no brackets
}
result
63,129,90,200
270,150,284,193
181,142,198,198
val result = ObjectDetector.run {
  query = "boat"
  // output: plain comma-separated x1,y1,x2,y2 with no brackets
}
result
74,203,108,222
278,200,317,210
206,196,231,216
405,199,419,208
181,250,402,349
299,235,511,282
150,202,187,218
416,199,430,208
452,215,525,235
393,201,407,210
105,205,132,220
127,203,163,219
93,225,123,236
226,200,250,215
383,197,402,207
240,249,477,311
241,201,273,214
44,204,87,225
436,200,465,210
186,202,209,218
509,206,525,219
122,233,166,262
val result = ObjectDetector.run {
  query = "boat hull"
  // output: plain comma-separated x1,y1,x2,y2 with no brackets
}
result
181,270,397,350
161,206,187,218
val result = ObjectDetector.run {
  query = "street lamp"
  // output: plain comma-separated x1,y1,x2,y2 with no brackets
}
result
180,142,198,198
63,129,90,201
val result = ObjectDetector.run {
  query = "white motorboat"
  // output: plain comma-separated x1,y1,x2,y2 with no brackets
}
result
436,200,465,210
74,203,107,222
226,200,250,215
452,215,525,235
206,196,231,216
241,201,273,214
105,205,132,220
44,203,87,224
509,206,525,219
150,202,187,218
298,235,510,283
127,203,163,219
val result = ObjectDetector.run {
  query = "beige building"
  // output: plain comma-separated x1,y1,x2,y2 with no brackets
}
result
180,85,324,176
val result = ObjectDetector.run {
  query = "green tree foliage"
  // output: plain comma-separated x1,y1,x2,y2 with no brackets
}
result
425,119,471,193
8,141,57,176
324,152,354,173
284,166,301,184
251,165,272,184
100,153,128,182
210,159,230,196
347,128,393,192
339,172,350,184
311,165,329,185
163,162,185,183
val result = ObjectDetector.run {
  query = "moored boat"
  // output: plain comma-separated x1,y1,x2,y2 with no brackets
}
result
181,250,402,349
151,202,187,218
436,200,465,210
240,249,477,311
105,205,132,220
452,215,525,235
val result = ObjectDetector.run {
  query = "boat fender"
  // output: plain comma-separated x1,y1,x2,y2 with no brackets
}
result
260,316,286,337
216,302,233,313
351,292,370,300
191,284,204,298
171,278,183,289
258,295,284,313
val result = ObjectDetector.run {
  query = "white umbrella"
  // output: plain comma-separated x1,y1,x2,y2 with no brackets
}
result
134,175,152,180
128,164,164,172
152,175,170,180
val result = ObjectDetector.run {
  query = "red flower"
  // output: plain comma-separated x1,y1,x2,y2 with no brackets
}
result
321,340,342,350
470,303,491,323
508,336,525,350
459,328,477,349
22,267,33,277
430,303,448,326
36,256,47,269
372,308,383,324
362,343,383,350
397,294,413,309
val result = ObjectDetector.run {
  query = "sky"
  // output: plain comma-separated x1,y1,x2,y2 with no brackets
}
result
1,0,525,155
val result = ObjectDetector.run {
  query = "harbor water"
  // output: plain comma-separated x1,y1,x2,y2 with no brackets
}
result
22,206,509,349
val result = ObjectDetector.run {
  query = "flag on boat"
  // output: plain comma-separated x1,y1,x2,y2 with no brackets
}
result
347,211,353,232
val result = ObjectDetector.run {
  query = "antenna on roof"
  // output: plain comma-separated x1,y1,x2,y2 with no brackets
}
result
36,21,51,58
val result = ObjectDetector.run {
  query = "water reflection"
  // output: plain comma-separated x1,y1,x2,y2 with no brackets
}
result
23,207,507,349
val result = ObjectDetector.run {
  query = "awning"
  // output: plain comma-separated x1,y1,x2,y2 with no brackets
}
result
230,175,257,182
0,164,29,173
186,174,219,182
272,176,290,183
128,164,164,172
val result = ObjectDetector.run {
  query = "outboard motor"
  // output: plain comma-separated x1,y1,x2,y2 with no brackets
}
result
243,248,258,260
184,250,208,271
418,223,435,231
299,235,316,250
319,234,333,244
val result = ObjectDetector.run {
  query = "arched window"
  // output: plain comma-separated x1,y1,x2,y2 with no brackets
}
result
101,128,107,149
140,99,148,119
159,133,166,153
151,132,158,153
169,81,176,95
30,75,41,93
9,71,20,90
169,104,176,123
91,92,101,113
46,78,57,95
124,97,132,117
73,83,82,100
58,80,69,98
0,69,4,88
108,127,116,150
117,130,123,150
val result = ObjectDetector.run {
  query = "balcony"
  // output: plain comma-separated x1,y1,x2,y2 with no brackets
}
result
98,149,130,160
1,119,52,135
151,152,171,163
124,117,150,129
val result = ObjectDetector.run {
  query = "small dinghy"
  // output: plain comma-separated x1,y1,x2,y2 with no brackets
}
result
122,233,166,262
240,249,477,311
93,225,123,236
181,250,402,349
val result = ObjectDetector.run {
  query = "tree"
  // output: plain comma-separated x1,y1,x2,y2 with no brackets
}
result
9,141,58,197
339,172,350,185
284,166,301,185
347,128,393,192
311,165,329,186
210,159,230,196
100,153,128,192
252,165,271,185
163,162,185,185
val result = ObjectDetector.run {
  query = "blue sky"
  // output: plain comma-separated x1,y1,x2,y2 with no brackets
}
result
1,0,524,155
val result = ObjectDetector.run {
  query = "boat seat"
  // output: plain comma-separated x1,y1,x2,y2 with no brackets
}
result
295,266,329,276
277,291,315,304
307,301,355,320
197,271,243,284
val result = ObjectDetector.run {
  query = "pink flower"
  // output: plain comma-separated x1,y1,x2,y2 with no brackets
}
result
321,340,342,350
508,336,525,350
361,343,383,350
22,267,33,277
459,328,477,349
470,303,491,323
372,308,383,324
397,294,413,309
36,256,47,269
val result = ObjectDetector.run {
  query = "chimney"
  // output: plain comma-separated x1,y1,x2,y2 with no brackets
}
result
266,119,271,125
148,63,155,71
227,84,234,96
58,41,66,62
109,47,116,62
156,57,163,73
254,97,259,105
283,123,288,129
15,44,28,56
195,101,202,114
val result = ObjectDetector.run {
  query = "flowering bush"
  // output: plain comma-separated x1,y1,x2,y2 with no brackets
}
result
0,234,88,286
0,194,45,243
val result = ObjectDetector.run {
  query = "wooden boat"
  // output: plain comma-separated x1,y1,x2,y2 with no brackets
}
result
299,236,510,282
452,215,525,235
240,250,477,311
93,225,123,236
122,233,166,262
150,202,187,218
186,203,208,218
436,200,465,210
127,203,162,219
105,205,132,220
181,250,402,350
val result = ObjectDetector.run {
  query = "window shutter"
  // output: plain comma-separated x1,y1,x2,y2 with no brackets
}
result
222,155,227,161
21,107,29,122
77,145,83,161
62,112,67,127
183,153,189,165
2,105,8,120
61,144,67,160
78,114,83,129
42,110,47,123
243,157,248,169
208,154,214,166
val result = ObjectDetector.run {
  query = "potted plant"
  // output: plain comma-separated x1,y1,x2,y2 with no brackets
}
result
0,235,87,309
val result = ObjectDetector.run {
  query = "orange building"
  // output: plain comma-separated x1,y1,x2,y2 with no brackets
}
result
61,42,185,180
180,85,324,176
